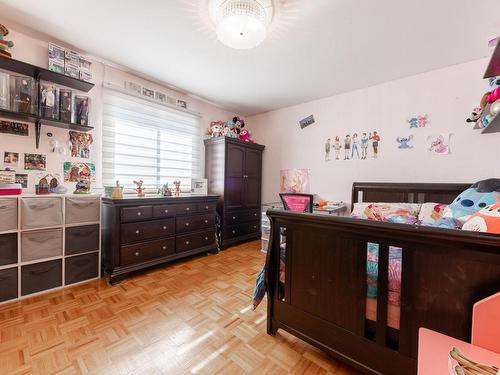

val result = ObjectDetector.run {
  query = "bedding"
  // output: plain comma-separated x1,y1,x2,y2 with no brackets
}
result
351,202,420,224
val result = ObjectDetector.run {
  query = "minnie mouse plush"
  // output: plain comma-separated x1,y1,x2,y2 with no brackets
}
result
232,116,245,135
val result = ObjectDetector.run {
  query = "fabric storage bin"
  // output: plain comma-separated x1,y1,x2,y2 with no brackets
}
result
0,233,17,266
21,197,63,229
65,197,100,224
0,198,18,232
21,259,62,296
65,225,99,255
0,267,18,302
21,228,63,262
65,252,99,285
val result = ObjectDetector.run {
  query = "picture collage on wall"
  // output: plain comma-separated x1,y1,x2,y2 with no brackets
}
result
125,80,188,109
325,132,381,162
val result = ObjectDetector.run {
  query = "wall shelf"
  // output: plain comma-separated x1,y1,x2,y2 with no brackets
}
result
0,55,95,148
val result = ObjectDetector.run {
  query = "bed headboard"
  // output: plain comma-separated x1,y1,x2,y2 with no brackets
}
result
351,182,471,208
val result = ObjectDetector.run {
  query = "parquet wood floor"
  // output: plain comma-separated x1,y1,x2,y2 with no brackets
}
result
0,241,361,375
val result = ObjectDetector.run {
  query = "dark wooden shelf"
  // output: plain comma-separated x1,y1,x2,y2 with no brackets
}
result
0,55,94,92
0,108,93,131
0,108,37,123
482,113,500,134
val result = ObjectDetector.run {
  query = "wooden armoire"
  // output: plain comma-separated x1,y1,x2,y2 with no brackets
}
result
204,137,265,249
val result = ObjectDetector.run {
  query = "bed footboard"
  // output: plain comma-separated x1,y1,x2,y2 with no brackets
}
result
264,210,500,375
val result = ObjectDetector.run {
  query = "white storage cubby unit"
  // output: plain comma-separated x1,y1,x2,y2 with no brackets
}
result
0,195,101,304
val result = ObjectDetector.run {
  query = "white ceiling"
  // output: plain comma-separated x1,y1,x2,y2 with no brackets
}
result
0,0,499,115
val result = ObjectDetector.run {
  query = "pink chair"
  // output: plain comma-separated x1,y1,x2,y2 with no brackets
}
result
279,193,314,213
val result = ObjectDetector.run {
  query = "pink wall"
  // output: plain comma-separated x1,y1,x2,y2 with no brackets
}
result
0,27,234,192
248,59,500,204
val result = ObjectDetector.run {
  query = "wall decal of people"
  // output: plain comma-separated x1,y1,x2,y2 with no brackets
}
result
370,131,381,159
344,134,351,160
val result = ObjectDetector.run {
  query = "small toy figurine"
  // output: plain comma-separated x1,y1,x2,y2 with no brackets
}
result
36,177,50,195
466,107,484,124
74,179,91,194
112,180,123,199
0,25,14,58
173,180,181,196
133,180,145,197
160,183,172,197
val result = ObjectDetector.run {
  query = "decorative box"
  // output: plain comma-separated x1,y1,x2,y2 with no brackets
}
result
0,183,22,195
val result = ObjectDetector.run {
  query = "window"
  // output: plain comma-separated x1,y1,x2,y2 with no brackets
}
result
102,89,201,190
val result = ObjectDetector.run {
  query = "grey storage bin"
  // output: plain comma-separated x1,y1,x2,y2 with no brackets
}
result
0,267,18,302
65,224,99,255
21,259,62,296
65,197,100,224
0,198,18,232
0,233,17,266
21,228,63,262
65,252,99,285
21,198,63,229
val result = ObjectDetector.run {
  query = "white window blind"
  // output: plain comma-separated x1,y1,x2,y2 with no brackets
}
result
102,89,201,190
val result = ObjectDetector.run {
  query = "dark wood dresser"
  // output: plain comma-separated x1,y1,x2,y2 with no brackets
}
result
101,195,219,283
204,137,265,249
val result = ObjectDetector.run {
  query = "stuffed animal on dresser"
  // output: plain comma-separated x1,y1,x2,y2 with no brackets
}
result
238,129,254,143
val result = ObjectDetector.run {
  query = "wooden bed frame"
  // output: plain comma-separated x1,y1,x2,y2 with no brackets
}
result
264,182,500,375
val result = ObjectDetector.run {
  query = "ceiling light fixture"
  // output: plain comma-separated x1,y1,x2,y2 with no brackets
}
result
210,0,274,50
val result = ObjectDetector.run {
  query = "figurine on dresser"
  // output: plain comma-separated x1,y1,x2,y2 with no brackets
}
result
133,180,145,197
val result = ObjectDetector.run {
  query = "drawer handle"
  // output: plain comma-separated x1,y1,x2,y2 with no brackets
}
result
135,252,140,256
0,205,8,209
254,213,257,217
69,201,96,208
186,207,190,211
162,246,167,250
204,236,209,240
135,230,140,234
28,202,55,210
232,216,236,220
185,241,190,245
253,226,257,229
137,212,142,216
232,230,236,234
205,206,209,209
164,209,169,213
185,223,190,227
163,226,167,230
204,220,208,224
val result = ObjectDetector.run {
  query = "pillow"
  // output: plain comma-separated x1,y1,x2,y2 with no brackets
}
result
418,202,448,225
351,202,420,224
462,199,500,234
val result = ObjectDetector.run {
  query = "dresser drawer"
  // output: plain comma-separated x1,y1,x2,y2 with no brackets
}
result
21,198,63,229
21,228,63,262
0,267,18,302
65,224,100,255
0,198,17,232
176,230,215,253
176,203,198,215
66,197,100,224
121,206,152,223
224,221,260,240
153,204,176,218
65,252,99,285
176,214,215,233
21,259,62,296
0,233,17,266
225,209,260,225
120,238,175,266
197,202,216,213
121,218,175,243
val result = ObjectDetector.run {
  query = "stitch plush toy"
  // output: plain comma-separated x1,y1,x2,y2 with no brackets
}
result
462,198,500,234
439,179,500,225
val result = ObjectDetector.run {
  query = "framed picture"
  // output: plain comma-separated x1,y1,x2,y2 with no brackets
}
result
155,91,166,103
15,173,28,188
176,99,187,109
142,87,154,98
63,162,96,182
0,120,29,136
3,151,19,167
24,153,46,171
126,81,142,94
191,178,208,195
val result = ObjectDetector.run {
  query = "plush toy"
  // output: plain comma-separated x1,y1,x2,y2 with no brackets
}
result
466,107,483,124
238,129,254,143
0,25,14,58
487,87,500,104
232,116,245,135
441,178,500,223
223,120,238,138
462,198,500,234
208,120,224,138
